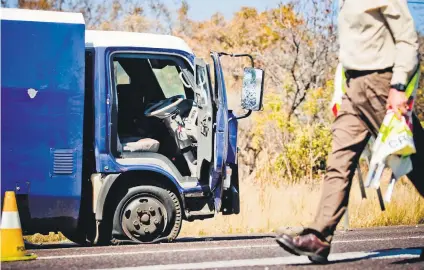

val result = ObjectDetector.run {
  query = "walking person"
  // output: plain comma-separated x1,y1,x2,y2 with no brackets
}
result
275,0,424,263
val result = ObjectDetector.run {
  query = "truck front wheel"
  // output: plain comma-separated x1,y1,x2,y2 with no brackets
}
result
111,185,182,243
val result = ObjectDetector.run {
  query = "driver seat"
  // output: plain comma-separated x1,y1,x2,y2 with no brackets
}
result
117,136,160,156
116,84,160,156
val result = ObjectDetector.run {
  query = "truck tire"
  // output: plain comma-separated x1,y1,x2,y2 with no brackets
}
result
111,185,182,243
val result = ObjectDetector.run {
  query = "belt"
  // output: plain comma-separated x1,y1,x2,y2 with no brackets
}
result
344,67,393,80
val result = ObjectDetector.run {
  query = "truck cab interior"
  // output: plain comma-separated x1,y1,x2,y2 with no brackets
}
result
110,53,198,177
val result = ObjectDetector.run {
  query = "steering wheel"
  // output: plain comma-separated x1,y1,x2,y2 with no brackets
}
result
144,95,185,118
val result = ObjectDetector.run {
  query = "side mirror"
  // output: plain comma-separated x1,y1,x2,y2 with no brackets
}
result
241,67,265,111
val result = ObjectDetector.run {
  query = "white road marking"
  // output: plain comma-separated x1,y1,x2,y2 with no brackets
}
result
38,235,424,260
333,235,424,243
94,249,422,270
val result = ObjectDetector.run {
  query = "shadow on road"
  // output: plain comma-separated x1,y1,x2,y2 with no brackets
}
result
391,247,424,265
24,241,78,250
289,247,423,266
24,234,276,250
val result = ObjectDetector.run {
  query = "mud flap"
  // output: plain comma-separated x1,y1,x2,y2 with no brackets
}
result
221,163,240,215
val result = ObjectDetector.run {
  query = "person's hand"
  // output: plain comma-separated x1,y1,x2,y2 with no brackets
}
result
386,88,408,118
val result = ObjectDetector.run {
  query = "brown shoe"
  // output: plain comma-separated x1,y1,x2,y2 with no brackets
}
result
276,233,330,264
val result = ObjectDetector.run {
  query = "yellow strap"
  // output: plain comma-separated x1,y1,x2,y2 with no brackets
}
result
405,67,421,99
341,67,347,94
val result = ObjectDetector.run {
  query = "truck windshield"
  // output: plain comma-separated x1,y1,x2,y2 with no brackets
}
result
114,61,130,85
151,64,186,98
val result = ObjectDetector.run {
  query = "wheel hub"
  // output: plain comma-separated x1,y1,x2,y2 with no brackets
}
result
140,214,150,224
121,196,167,241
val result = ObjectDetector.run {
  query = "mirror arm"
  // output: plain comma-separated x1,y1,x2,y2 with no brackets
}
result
213,51,260,120
228,109,252,122
217,52,255,68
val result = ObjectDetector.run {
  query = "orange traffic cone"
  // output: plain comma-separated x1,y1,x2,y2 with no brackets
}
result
1,191,37,262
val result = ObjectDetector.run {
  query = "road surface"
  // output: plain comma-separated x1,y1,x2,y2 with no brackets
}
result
2,225,423,269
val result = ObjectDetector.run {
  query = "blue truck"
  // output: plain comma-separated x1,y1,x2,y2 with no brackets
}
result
1,8,264,245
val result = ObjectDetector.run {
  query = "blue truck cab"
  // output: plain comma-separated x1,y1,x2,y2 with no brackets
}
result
1,8,265,244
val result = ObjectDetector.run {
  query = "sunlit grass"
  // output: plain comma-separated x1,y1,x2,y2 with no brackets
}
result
180,171,424,237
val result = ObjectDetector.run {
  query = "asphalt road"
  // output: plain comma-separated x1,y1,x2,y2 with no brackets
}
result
2,225,423,270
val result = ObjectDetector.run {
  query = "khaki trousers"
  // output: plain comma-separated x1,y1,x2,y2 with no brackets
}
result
310,70,424,242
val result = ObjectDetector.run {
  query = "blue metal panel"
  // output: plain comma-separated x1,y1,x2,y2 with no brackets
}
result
99,154,186,194
92,47,108,172
211,53,229,175
1,18,85,228
227,111,238,164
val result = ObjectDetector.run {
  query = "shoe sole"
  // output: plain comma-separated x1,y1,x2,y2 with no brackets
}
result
275,237,328,264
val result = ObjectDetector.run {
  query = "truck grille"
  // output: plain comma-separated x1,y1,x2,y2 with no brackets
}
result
52,149,75,175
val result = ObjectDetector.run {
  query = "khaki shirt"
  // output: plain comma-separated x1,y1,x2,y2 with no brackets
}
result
338,0,419,85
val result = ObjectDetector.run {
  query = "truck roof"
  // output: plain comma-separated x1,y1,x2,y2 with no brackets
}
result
1,7,84,24
1,8,193,55
85,30,194,55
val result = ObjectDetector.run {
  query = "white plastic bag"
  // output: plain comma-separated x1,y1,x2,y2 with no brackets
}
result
384,155,413,202
365,67,420,201
364,116,415,186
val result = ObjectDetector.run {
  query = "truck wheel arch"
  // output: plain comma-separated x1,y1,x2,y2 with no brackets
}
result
93,170,184,221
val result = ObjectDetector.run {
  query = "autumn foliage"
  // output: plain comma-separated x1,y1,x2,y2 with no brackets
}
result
3,0,423,184
4,1,424,236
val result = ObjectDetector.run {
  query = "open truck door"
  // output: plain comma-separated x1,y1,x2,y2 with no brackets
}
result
194,52,265,213
193,54,229,212
193,58,214,178
210,52,266,213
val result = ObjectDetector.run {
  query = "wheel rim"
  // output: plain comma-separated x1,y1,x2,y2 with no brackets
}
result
120,195,168,242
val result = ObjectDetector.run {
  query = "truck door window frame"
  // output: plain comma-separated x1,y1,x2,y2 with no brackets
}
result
106,50,195,158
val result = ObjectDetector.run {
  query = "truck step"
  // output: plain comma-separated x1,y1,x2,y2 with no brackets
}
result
186,210,214,220
182,176,198,183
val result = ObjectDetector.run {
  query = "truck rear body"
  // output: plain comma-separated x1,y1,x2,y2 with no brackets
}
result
1,9,85,233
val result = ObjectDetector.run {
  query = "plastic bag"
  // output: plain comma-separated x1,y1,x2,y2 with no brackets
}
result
365,67,420,199
364,112,416,188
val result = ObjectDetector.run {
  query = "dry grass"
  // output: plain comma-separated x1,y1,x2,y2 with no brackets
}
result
179,171,424,237
347,175,424,228
24,232,68,244
24,170,424,243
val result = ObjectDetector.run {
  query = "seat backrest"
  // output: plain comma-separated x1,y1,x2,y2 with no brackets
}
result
117,84,143,136
118,58,165,104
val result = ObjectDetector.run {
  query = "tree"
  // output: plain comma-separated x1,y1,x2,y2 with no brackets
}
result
255,0,337,120
2,0,178,33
